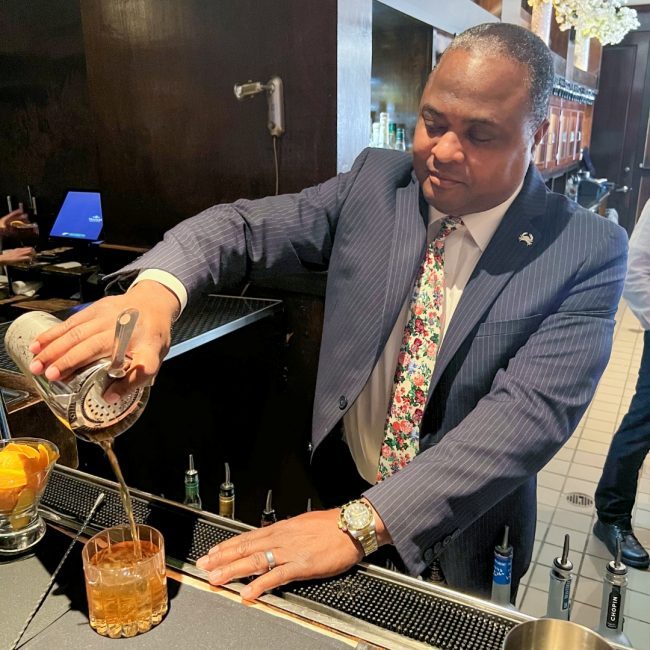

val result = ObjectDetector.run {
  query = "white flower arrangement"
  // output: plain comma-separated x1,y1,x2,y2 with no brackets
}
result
527,0,640,45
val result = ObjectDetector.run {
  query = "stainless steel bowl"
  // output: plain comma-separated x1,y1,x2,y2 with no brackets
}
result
503,619,612,649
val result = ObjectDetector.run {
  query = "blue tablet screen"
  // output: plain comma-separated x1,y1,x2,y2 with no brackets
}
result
50,191,103,241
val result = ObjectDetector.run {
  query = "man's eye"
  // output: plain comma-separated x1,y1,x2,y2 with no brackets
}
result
425,123,446,136
469,132,493,143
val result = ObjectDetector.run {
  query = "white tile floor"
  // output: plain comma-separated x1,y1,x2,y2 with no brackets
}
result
516,300,650,649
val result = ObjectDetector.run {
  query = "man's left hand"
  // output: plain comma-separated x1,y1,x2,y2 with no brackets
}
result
196,509,366,600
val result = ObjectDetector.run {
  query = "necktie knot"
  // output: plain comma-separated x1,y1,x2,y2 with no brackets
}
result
435,216,463,242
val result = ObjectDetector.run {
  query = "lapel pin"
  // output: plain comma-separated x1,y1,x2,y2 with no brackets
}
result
518,232,534,246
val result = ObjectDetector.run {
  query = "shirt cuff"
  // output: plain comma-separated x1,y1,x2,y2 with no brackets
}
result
130,269,188,316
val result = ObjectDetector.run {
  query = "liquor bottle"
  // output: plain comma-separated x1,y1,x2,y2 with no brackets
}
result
388,122,397,149
597,540,632,646
183,454,202,510
219,462,235,519
545,534,573,620
370,122,380,148
260,489,277,527
378,112,389,148
491,525,513,606
395,128,406,152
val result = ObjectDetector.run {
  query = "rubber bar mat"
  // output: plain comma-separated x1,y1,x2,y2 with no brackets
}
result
42,469,516,650
283,573,515,650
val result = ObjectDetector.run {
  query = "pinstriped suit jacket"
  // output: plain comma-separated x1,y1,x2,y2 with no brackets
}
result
120,148,627,588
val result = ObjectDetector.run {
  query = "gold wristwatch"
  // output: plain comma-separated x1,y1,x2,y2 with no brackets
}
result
338,500,378,556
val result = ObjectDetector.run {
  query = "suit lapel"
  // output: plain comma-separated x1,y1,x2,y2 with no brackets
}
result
374,174,428,365
429,166,549,391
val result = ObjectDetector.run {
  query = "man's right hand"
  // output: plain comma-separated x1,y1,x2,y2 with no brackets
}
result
28,280,181,403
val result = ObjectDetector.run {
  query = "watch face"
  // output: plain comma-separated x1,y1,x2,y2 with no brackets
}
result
344,502,372,530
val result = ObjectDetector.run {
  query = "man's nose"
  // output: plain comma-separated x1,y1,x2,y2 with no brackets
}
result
432,131,464,164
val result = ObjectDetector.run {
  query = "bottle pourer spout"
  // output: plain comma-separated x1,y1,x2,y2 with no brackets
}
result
562,533,569,564
615,538,623,569
501,525,509,549
554,533,573,571
264,489,273,514
496,525,510,553
222,462,233,489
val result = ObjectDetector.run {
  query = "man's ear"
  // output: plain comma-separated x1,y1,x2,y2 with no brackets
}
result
531,119,549,153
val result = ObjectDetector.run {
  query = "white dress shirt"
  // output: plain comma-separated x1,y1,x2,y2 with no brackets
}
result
343,182,524,483
623,199,650,331
130,268,189,313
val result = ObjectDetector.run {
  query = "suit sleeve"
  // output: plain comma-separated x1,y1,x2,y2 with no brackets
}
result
113,150,373,296
364,222,628,576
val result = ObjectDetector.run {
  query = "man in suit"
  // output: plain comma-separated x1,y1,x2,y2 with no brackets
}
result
28,23,627,600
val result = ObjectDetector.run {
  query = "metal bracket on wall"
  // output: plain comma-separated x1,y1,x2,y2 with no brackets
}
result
233,76,285,137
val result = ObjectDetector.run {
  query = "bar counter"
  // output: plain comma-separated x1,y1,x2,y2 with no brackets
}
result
1,521,352,649
2,466,533,650
0,295,630,649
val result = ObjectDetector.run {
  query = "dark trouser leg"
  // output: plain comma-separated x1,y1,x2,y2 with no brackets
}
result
310,428,372,509
595,330,650,523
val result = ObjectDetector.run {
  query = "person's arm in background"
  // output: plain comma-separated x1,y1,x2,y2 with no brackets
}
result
0,248,36,264
0,208,38,263
0,208,37,264
29,148,374,394
0,207,37,240
0,207,30,233
622,199,650,330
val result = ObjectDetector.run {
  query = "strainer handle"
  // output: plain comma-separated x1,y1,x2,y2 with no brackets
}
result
107,308,140,379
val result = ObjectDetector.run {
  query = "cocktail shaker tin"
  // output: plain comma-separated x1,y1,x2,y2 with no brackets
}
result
5,310,149,442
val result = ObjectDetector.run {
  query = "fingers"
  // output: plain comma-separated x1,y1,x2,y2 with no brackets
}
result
196,528,274,571
30,316,110,379
1,209,26,224
200,541,299,601
29,305,95,354
204,548,286,586
240,563,298,601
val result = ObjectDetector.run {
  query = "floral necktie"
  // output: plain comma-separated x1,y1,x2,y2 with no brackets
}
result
377,216,463,482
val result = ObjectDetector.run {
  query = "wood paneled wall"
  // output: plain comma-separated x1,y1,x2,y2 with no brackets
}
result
0,0,98,227
79,0,338,246
1,1,338,247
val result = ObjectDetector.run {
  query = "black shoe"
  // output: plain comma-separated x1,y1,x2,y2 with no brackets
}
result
593,519,650,569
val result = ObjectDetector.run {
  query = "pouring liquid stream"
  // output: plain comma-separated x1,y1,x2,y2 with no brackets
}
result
99,440,141,559
98,307,143,559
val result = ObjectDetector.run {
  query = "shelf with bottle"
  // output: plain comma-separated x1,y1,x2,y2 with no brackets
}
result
535,92,592,179
369,113,408,152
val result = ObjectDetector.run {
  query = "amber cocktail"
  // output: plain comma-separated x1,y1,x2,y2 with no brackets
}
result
82,524,168,638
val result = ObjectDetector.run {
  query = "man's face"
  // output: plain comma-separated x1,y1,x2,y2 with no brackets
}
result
412,49,547,216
